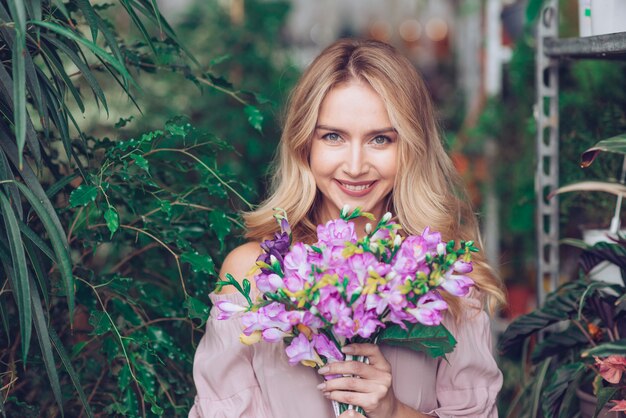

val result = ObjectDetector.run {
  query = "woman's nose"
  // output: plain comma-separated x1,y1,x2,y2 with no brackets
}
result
342,143,369,177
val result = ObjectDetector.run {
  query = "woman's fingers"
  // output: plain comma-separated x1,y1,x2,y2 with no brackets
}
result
318,376,381,394
342,343,391,371
318,360,387,381
325,388,384,412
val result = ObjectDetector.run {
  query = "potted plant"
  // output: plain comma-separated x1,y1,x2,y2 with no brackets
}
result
499,134,626,418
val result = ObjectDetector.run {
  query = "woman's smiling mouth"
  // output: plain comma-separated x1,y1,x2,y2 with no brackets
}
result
335,180,377,196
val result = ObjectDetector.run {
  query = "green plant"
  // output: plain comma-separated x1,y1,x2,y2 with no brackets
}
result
0,0,276,415
499,138,626,418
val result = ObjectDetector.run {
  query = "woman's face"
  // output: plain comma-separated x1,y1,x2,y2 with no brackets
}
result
310,80,398,221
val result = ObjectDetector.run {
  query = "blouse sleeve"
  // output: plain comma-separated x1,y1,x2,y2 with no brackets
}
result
189,292,271,418
426,298,503,418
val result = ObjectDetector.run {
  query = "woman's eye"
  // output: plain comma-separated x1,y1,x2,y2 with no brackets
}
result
322,133,341,142
371,135,391,145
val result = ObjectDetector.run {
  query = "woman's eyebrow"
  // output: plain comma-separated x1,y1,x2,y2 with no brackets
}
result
315,125,397,136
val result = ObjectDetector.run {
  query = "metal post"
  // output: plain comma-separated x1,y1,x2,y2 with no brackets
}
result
535,1,560,306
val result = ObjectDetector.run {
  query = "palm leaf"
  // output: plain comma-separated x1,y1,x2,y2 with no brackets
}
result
30,20,134,88
49,328,94,417
6,0,26,169
29,273,65,417
0,190,32,364
46,36,109,114
0,145,23,220
24,239,50,311
38,39,86,113
12,181,75,323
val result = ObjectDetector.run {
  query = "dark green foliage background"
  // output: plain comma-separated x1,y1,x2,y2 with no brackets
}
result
0,0,296,416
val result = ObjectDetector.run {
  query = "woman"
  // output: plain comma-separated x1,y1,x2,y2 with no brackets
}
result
190,39,505,418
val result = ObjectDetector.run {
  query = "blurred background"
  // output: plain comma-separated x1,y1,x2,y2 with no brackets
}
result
2,0,626,416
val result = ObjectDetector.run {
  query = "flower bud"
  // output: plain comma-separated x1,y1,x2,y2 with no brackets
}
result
365,223,372,234
437,242,446,255
381,212,392,223
341,204,350,217
393,234,402,247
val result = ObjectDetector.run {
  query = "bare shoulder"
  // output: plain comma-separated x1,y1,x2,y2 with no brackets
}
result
216,241,262,294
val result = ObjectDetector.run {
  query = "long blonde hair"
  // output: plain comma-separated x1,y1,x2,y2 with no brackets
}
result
244,39,505,314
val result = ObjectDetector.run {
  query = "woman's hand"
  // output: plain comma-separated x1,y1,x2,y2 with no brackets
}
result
317,343,397,418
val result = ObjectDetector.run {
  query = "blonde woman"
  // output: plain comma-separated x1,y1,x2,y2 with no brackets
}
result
190,39,505,418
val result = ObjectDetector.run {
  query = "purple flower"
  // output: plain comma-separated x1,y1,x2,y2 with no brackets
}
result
258,231,291,269
285,333,322,367
316,219,356,247
312,333,344,362
407,291,448,326
441,274,474,297
214,300,247,320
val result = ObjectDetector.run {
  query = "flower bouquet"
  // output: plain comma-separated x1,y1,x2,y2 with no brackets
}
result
216,207,478,416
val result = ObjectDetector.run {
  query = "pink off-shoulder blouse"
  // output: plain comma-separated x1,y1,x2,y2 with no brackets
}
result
189,291,502,418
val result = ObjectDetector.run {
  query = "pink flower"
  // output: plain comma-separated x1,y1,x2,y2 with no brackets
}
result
440,274,474,297
262,328,290,342
214,300,247,320
285,333,322,367
256,273,284,293
421,227,442,252
393,236,428,274
609,400,626,412
353,304,384,338
595,355,626,384
284,243,310,276
312,333,344,362
406,291,448,326
316,219,356,247
453,260,473,274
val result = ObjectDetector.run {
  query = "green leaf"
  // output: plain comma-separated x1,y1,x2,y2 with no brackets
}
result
581,133,626,168
183,297,209,326
104,206,119,238
49,328,94,417
89,310,112,336
379,322,456,359
0,190,31,364
208,210,230,251
210,54,231,65
542,362,585,418
181,251,216,275
45,36,109,115
244,105,263,132
499,281,586,354
7,0,26,169
29,275,64,417
69,184,98,207
130,154,149,173
30,20,134,88
583,338,626,357
531,323,588,363
76,0,99,42
594,387,620,418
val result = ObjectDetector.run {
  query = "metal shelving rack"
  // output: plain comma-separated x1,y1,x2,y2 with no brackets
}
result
535,2,626,305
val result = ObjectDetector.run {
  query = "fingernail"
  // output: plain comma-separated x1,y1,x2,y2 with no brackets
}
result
342,346,354,354
318,366,329,374
316,383,326,390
